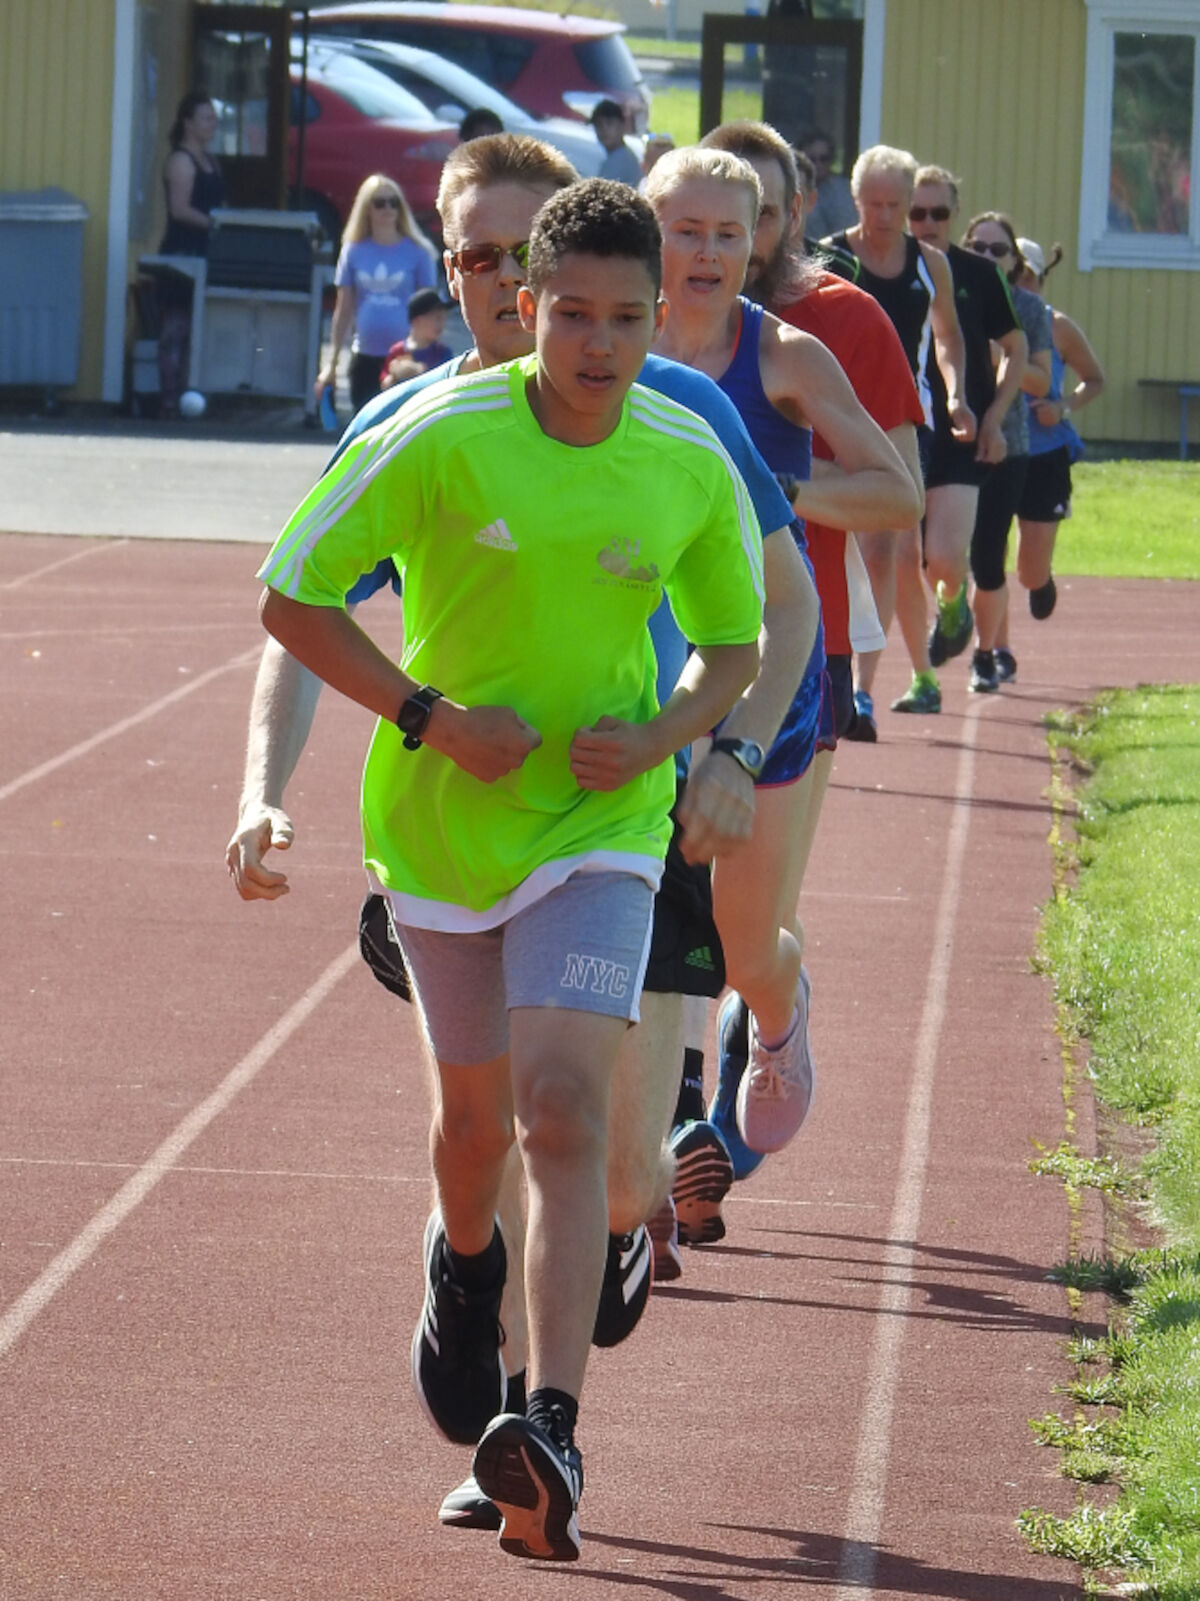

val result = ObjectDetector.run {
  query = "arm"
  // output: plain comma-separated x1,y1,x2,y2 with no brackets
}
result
315,286,357,400
1034,311,1105,426
259,589,541,782
163,151,212,232
976,326,1028,464
225,637,326,900
774,329,923,532
922,244,976,443
677,528,818,856
1021,346,1052,399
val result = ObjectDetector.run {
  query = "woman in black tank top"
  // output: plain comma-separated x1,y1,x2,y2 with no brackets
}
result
156,91,226,417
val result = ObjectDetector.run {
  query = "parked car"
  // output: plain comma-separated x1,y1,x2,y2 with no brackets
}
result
302,36,608,176
308,2,651,133
288,50,458,246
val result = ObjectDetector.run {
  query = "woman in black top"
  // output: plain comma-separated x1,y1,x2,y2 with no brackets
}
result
157,91,226,417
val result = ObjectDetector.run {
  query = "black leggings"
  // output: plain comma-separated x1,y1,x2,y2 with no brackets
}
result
970,455,1029,592
349,351,384,414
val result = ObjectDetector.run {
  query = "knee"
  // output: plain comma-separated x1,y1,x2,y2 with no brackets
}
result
435,1097,513,1172
519,1069,606,1166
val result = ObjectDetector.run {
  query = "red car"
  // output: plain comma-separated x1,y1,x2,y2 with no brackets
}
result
289,50,458,245
309,2,651,133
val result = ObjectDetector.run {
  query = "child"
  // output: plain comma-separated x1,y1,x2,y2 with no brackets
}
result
257,178,763,1563
589,97,642,187
380,286,455,388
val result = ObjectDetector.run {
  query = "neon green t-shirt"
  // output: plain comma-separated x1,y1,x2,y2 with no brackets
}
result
259,355,763,929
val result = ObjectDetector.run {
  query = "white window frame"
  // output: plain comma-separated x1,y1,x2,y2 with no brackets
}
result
1080,0,1200,272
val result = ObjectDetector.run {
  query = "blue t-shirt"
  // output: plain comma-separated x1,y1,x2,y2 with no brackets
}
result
335,237,437,358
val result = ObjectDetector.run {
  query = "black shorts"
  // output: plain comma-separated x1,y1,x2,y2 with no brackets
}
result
826,653,855,739
924,423,990,490
970,454,1029,592
1018,445,1072,523
642,804,726,998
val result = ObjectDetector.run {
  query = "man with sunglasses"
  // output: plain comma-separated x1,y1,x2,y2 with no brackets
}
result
903,166,1026,706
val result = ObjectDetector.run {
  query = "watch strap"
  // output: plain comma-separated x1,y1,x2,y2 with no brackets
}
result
710,736,764,779
398,684,443,750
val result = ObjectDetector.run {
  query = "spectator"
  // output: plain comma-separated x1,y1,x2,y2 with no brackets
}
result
381,286,455,387
589,98,642,187
156,90,225,419
460,107,504,142
315,174,438,415
801,128,856,240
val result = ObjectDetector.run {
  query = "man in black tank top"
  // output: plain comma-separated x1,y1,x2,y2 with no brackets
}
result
901,166,1026,703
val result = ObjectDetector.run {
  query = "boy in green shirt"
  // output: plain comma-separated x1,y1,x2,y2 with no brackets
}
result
257,179,762,1561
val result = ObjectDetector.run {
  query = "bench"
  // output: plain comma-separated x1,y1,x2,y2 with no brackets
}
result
1138,378,1200,460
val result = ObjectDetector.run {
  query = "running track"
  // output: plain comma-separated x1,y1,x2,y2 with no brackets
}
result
3,523,1197,1599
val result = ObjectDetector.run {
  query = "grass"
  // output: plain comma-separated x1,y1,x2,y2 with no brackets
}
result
1059,460,1200,580
1025,686,1200,1593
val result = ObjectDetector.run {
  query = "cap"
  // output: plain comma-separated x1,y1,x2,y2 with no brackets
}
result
589,98,624,124
1016,237,1045,277
407,286,451,319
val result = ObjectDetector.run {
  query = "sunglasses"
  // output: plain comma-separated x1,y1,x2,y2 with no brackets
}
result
908,205,952,223
967,238,1012,258
450,240,531,276
371,195,401,209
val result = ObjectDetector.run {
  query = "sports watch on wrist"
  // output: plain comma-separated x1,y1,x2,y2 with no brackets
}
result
710,736,765,779
396,684,443,750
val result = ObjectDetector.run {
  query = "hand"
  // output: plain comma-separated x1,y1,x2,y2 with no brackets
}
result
948,400,977,445
1033,397,1064,427
432,702,542,783
226,804,295,901
974,412,1007,465
569,716,658,791
313,369,333,403
675,751,756,863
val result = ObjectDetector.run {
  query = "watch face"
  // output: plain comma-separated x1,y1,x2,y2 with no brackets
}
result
742,741,765,770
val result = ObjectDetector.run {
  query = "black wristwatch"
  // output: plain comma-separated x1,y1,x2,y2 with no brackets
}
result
710,736,765,779
396,684,443,750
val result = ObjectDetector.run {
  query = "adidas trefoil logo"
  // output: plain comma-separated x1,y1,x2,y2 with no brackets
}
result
475,518,517,551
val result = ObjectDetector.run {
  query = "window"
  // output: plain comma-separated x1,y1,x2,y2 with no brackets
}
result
1080,1,1200,269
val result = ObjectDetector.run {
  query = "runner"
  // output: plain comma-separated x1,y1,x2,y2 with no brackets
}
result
819,144,971,733
255,177,764,1562
902,165,1026,711
643,144,921,1182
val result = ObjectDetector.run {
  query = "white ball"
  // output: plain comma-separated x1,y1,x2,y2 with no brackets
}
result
179,389,207,419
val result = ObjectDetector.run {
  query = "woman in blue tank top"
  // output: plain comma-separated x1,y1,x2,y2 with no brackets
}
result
644,144,920,1166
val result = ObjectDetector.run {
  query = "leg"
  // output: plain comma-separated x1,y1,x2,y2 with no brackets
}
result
892,523,932,675
923,482,979,595
1016,518,1058,592
851,527,898,698
606,990,684,1234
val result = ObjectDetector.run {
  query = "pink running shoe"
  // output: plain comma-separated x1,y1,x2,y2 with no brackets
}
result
736,968,815,1153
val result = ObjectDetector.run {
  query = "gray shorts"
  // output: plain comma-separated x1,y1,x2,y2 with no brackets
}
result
393,871,656,1065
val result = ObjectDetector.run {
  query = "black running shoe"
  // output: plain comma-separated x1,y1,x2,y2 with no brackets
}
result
411,1210,507,1445
592,1225,651,1347
993,647,1017,683
670,1119,734,1245
1029,577,1057,620
473,1411,583,1562
438,1473,502,1532
969,648,999,694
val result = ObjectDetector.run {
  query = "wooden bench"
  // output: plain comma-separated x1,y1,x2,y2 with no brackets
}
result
1138,378,1200,460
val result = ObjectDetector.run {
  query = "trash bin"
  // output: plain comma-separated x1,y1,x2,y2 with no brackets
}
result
0,187,89,394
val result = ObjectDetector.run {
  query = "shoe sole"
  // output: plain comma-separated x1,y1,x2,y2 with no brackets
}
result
474,1417,581,1562
647,1201,683,1282
736,967,816,1154
670,1122,734,1245
411,1210,506,1446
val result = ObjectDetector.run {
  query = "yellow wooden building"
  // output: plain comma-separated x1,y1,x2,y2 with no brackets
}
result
2,0,1198,448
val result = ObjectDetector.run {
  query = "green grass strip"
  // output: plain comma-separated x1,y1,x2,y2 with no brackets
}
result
1030,685,1200,1593
1062,462,1200,580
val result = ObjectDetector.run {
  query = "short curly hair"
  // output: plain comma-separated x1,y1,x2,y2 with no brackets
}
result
526,178,662,297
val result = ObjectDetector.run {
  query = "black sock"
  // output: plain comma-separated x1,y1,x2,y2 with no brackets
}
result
443,1225,504,1291
672,1047,707,1127
505,1369,527,1416
526,1386,578,1448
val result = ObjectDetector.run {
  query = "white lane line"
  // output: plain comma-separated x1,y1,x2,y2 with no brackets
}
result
0,645,260,805
0,942,360,1361
0,538,128,590
832,700,982,1598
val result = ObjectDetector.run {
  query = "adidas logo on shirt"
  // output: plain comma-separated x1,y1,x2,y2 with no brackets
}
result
474,518,517,551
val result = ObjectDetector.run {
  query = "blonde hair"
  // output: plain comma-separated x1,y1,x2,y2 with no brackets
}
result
437,133,578,245
913,163,960,209
643,145,763,224
344,173,434,256
850,143,918,198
